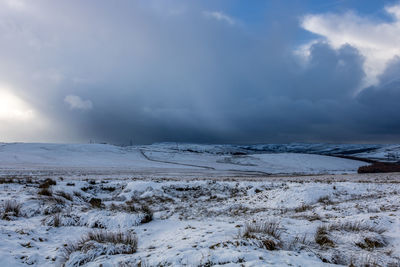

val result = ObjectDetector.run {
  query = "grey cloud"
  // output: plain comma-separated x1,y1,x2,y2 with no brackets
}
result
356,57,400,137
0,0,399,144
64,95,93,110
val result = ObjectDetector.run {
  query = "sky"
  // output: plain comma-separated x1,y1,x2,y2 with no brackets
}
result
1,0,400,144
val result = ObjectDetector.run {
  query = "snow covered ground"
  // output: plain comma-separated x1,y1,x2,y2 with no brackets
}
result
0,143,399,266
0,174,399,266
0,143,369,178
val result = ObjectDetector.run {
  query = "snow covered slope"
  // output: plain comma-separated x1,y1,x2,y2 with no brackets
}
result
0,143,169,168
1,175,399,266
353,144,400,162
0,143,367,176
149,142,400,162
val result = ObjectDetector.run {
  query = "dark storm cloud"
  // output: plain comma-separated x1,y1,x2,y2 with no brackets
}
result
0,0,399,143
356,57,400,138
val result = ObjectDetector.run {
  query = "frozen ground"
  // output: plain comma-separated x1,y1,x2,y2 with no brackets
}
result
0,143,370,178
0,143,399,266
0,174,400,266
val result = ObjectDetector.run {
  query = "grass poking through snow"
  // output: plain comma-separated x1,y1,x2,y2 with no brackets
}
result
61,230,138,266
1,200,21,220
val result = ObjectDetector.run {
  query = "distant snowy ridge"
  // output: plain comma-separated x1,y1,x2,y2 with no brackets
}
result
0,142,372,176
150,142,400,162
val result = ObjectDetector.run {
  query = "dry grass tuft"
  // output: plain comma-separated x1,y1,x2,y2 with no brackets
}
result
317,196,333,205
0,177,34,184
329,221,385,234
39,178,56,189
315,225,335,247
241,220,281,250
139,205,153,224
294,203,312,212
107,203,152,223
356,236,387,250
38,188,53,196
288,234,309,250
73,191,82,198
0,178,15,184
81,186,94,192
56,191,72,201
89,198,102,208
315,221,386,249
62,230,138,264
243,220,281,240
108,203,136,213
101,186,116,192
85,231,138,248
52,213,61,227
1,200,21,219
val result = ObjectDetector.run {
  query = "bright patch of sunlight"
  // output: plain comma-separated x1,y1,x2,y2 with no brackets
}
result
0,87,35,121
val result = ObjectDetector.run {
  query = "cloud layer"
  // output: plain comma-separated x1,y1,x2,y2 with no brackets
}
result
64,95,93,110
302,4,400,87
0,0,399,144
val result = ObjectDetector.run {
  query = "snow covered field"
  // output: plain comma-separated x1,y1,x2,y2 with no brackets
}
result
0,143,369,178
1,174,400,266
0,143,399,266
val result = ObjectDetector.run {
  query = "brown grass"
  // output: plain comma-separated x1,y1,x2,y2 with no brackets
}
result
0,177,34,184
356,236,387,250
241,220,281,251
101,186,116,192
52,213,61,227
89,198,102,208
242,220,281,240
108,203,136,213
294,203,312,212
62,230,138,264
317,196,333,205
38,188,53,196
0,178,15,184
1,200,21,219
56,191,72,201
39,178,56,189
328,221,385,234
139,205,153,224
315,226,335,247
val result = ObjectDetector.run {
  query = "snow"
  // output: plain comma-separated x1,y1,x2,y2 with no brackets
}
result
353,144,400,162
0,142,399,266
1,173,400,266
0,143,368,177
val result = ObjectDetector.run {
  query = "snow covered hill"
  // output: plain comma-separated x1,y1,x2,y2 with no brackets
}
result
0,143,399,266
0,143,369,176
